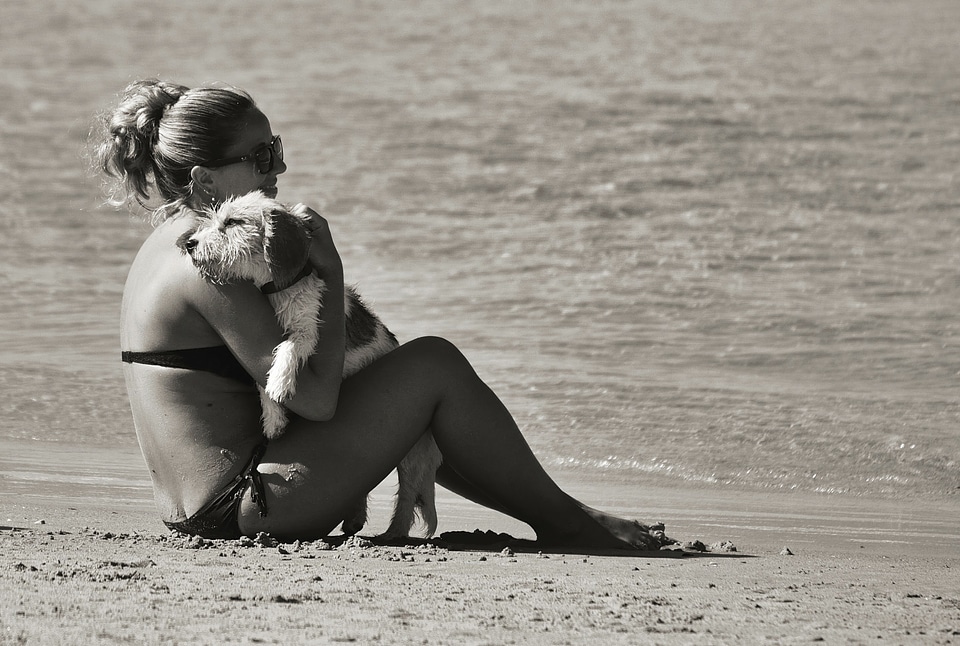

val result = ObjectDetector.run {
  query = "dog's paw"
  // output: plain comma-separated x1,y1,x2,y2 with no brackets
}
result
259,389,288,438
340,498,369,536
418,503,438,538
341,518,365,536
374,528,411,544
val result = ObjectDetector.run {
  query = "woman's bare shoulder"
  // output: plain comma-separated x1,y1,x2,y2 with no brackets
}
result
122,216,226,349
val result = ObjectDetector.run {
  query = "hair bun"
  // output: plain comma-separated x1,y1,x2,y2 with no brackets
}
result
122,79,189,140
99,79,192,202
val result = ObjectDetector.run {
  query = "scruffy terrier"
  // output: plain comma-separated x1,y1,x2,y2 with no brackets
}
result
177,191,442,540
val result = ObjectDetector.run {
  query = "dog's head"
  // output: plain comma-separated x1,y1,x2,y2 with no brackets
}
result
177,191,312,288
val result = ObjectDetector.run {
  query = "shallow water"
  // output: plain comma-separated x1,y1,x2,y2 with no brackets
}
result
1,1,958,515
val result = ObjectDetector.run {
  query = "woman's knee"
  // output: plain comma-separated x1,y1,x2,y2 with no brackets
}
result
403,336,470,371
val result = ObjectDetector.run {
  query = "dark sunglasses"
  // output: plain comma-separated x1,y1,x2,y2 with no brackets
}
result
204,135,283,174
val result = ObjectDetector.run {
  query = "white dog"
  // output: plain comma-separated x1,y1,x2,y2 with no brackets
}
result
177,191,442,540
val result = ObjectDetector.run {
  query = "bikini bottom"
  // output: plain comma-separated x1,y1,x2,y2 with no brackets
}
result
164,442,269,540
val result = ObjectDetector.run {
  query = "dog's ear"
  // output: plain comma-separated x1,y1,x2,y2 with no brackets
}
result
263,207,311,287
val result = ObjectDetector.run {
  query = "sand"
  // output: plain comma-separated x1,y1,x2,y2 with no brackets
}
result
3,481,958,645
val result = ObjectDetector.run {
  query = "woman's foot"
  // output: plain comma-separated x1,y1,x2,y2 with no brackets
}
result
535,501,673,551
577,503,674,550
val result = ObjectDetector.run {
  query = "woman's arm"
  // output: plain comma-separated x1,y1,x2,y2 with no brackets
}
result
294,259,345,420
292,207,346,419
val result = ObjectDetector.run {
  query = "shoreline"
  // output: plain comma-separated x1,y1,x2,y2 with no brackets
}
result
2,438,958,553
3,439,959,644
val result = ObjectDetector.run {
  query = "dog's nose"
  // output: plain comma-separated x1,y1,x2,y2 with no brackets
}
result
176,231,199,255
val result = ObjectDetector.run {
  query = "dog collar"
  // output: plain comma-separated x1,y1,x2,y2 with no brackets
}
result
260,264,314,295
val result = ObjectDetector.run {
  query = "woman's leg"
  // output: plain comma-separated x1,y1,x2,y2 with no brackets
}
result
432,463,667,546
241,337,659,548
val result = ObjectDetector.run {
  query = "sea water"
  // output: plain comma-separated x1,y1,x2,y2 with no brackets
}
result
0,1,957,543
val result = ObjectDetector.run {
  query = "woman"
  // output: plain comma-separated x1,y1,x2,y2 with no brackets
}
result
94,78,663,550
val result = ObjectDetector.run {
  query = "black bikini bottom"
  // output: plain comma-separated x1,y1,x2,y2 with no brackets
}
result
164,442,269,540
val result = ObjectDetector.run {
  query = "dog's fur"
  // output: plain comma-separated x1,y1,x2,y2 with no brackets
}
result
177,191,442,540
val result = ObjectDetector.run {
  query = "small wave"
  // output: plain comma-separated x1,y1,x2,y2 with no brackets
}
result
550,455,722,485
545,453,954,499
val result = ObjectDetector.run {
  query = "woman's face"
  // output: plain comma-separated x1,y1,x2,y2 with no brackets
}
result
200,109,287,204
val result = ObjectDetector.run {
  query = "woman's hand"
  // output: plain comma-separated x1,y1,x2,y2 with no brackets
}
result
303,207,343,280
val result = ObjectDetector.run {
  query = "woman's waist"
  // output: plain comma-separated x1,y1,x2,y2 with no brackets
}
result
131,388,265,456
126,383,266,520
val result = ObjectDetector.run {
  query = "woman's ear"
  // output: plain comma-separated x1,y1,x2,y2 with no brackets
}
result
189,166,217,199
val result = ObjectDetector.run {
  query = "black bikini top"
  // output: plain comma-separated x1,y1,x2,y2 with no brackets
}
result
121,346,255,385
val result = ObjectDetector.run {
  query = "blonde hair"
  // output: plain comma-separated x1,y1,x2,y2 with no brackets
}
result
92,79,256,221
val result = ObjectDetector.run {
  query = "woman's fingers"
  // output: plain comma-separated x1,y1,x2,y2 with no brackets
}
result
302,207,327,233
302,207,342,277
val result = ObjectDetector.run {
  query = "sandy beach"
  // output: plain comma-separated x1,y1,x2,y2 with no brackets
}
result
3,445,958,645
3,500,958,645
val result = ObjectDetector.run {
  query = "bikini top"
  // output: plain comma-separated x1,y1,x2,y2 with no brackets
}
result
121,346,255,386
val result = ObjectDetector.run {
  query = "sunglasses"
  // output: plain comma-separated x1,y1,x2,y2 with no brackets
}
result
204,135,283,175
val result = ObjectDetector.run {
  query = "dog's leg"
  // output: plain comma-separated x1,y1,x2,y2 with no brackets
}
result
410,432,442,537
265,338,301,404
380,432,442,540
380,471,418,541
416,462,439,537
259,387,288,439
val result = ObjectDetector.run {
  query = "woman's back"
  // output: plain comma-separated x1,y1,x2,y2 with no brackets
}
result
121,213,264,523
